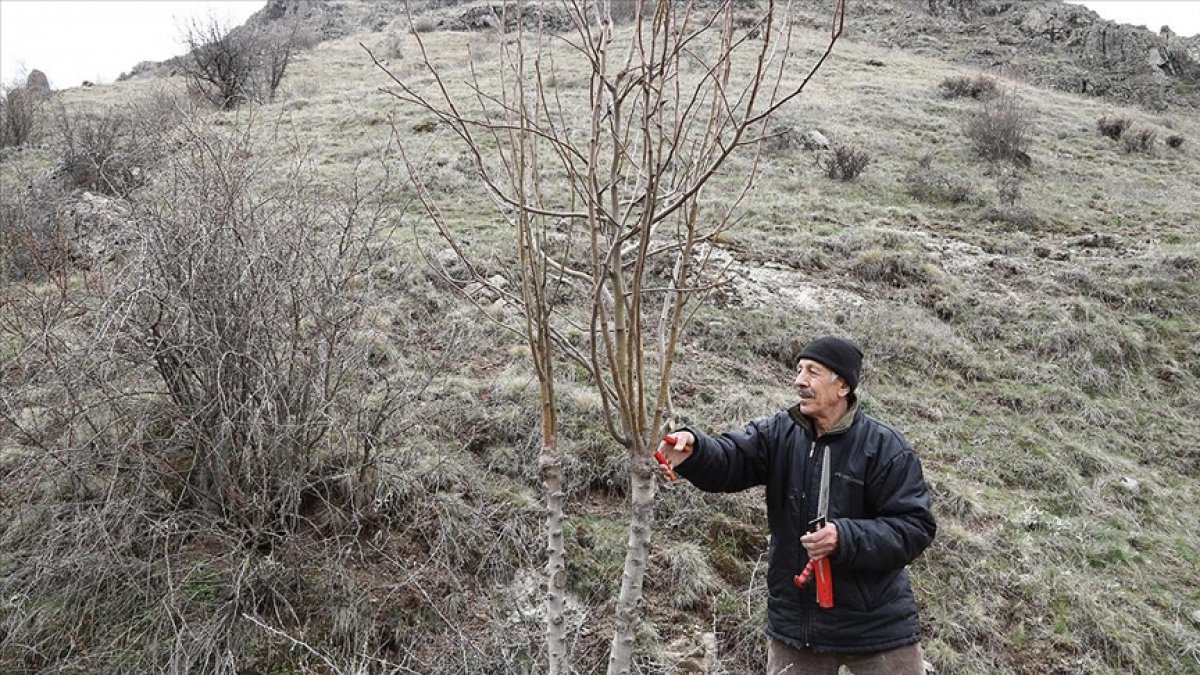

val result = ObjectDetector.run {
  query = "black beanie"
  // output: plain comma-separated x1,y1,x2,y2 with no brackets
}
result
796,336,863,391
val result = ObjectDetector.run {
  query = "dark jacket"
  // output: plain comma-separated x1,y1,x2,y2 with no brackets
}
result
676,402,936,654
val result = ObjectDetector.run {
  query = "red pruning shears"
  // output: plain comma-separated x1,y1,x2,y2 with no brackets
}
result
793,517,834,609
655,435,679,481
793,445,835,609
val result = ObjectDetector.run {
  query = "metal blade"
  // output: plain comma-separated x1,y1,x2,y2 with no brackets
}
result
816,445,830,521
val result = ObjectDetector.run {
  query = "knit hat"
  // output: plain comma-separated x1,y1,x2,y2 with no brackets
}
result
796,336,864,391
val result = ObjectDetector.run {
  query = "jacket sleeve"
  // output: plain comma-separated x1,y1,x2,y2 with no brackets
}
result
673,416,776,493
831,449,936,572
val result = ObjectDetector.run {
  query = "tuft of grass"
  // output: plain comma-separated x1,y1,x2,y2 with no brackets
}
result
904,154,976,204
850,247,939,287
938,74,998,99
660,542,723,611
1120,125,1156,153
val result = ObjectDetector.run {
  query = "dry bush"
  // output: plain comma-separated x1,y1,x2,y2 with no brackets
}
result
904,155,975,204
938,74,998,99
820,143,871,180
0,123,413,672
1165,134,1184,149
1097,115,1131,141
964,91,1031,165
52,93,182,197
182,17,302,108
0,179,73,281
996,167,1024,207
0,81,45,148
1120,125,1156,153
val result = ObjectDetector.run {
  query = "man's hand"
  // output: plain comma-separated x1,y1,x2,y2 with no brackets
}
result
800,523,838,561
656,431,694,472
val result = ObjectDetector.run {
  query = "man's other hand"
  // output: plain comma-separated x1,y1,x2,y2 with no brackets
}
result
800,523,839,561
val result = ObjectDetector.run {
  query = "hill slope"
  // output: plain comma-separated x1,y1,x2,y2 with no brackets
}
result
2,1,1198,673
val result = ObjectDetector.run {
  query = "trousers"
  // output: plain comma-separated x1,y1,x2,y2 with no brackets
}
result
766,638,925,675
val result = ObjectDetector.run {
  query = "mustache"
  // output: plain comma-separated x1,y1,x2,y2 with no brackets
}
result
796,387,815,399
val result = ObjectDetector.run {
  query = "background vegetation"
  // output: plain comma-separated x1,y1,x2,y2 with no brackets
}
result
2,1,1198,673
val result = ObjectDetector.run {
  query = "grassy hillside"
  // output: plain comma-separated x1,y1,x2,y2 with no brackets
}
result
2,2,1198,673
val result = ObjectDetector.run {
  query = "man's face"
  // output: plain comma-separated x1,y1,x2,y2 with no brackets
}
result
794,359,850,418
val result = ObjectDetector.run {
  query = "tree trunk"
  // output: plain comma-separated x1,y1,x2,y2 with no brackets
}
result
606,455,657,675
541,386,568,674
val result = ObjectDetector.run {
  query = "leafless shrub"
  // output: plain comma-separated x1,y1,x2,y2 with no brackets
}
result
821,143,871,180
0,80,45,147
964,91,1031,165
939,74,998,99
1097,115,1131,141
0,121,414,671
1165,134,1184,149
52,94,182,196
904,155,975,204
1120,125,1156,153
996,167,1024,207
0,178,73,280
182,17,301,108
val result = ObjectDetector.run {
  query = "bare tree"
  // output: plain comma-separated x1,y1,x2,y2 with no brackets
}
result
370,0,844,671
182,17,300,108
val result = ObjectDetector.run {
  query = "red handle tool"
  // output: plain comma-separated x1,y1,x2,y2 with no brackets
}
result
792,558,834,608
792,518,835,609
655,435,678,481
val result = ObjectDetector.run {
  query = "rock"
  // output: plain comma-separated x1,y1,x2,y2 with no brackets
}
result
1191,609,1200,626
24,70,50,94
802,129,831,150
1117,477,1140,494
65,191,134,267
765,125,830,152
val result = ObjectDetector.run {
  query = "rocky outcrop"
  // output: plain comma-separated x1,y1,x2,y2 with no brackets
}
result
248,0,354,40
1011,2,1200,108
24,70,51,94
793,0,1200,110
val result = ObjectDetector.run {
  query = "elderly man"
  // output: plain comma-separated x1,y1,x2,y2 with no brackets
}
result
657,336,936,674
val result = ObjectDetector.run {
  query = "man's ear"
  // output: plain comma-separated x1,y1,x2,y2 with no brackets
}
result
837,380,851,399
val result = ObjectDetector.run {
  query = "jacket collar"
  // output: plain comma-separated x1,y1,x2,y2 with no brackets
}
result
788,398,860,438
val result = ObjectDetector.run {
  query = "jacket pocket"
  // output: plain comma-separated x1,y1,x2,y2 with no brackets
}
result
853,570,901,611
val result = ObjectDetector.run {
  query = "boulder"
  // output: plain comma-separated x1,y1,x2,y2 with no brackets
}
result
65,191,134,267
24,70,50,94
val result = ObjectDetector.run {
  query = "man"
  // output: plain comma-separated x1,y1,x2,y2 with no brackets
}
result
657,336,936,675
